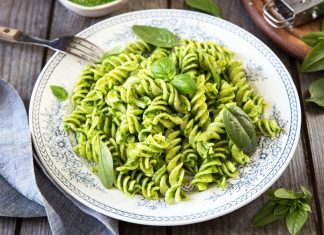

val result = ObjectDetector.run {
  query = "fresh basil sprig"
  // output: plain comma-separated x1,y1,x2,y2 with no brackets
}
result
306,77,324,107
302,32,324,47
151,57,176,81
101,45,124,61
95,137,114,189
223,106,256,154
301,40,324,72
50,85,68,101
171,74,197,96
252,186,312,235
185,0,222,18
132,25,178,48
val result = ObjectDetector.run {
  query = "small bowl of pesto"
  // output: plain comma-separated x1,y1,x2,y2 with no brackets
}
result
58,0,128,17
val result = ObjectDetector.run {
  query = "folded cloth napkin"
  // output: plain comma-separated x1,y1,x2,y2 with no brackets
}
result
0,80,119,235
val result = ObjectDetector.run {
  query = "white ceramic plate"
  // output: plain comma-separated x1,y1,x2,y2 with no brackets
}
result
29,9,301,226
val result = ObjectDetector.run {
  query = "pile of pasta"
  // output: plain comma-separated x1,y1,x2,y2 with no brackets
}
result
64,39,280,204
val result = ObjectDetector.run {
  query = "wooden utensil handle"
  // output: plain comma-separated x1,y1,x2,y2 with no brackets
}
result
0,26,22,42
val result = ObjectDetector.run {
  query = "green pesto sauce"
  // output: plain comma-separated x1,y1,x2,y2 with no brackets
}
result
70,0,114,7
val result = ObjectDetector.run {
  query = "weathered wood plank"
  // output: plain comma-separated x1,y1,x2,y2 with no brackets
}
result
0,218,16,235
170,0,320,234
0,0,52,108
19,218,51,235
294,64,324,234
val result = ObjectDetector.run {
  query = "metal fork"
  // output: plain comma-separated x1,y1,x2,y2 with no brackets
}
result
0,26,104,65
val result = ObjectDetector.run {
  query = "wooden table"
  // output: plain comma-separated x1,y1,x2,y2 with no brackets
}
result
0,0,323,234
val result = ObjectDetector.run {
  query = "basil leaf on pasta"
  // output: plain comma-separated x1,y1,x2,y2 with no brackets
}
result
96,138,114,189
151,57,176,81
223,106,256,154
101,45,124,61
132,25,178,48
171,74,197,95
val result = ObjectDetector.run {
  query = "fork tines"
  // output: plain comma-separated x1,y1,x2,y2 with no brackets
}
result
66,37,105,65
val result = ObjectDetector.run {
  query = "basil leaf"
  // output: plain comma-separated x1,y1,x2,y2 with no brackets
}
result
301,203,312,212
151,57,176,81
286,209,308,235
132,25,178,48
223,106,257,154
50,85,68,101
96,138,114,189
267,190,284,201
185,0,222,18
274,188,299,200
302,32,324,47
301,40,324,72
306,77,324,107
101,45,124,61
252,201,283,226
171,74,197,95
301,186,312,201
274,204,290,217
277,199,293,206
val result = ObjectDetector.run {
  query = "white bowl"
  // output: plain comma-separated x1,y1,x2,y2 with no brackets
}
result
58,0,128,17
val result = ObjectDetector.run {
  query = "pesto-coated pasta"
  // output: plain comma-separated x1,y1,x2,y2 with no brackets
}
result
64,37,280,204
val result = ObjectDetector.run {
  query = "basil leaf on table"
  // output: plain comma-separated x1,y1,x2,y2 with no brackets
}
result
251,201,283,226
171,74,197,95
151,57,176,81
252,186,312,234
301,186,313,201
50,85,68,101
132,25,178,48
273,204,290,217
223,106,257,154
286,209,309,235
95,137,114,189
302,32,324,47
301,40,324,72
185,0,222,18
274,188,299,200
301,203,312,212
306,77,324,107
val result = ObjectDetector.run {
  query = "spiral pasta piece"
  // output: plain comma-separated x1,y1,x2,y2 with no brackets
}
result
256,118,281,137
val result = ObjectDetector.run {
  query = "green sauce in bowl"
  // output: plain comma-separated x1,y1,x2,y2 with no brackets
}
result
69,0,115,6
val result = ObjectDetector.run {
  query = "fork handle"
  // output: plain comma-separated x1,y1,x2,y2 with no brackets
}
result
0,26,22,42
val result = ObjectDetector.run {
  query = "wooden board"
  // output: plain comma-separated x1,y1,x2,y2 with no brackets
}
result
243,0,322,60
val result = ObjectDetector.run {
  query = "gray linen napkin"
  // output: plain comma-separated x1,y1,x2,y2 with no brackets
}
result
0,80,119,235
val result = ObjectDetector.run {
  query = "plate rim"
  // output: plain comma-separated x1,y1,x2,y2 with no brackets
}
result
29,9,301,226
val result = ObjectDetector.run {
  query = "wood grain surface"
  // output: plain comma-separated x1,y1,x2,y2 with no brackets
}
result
0,0,323,235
